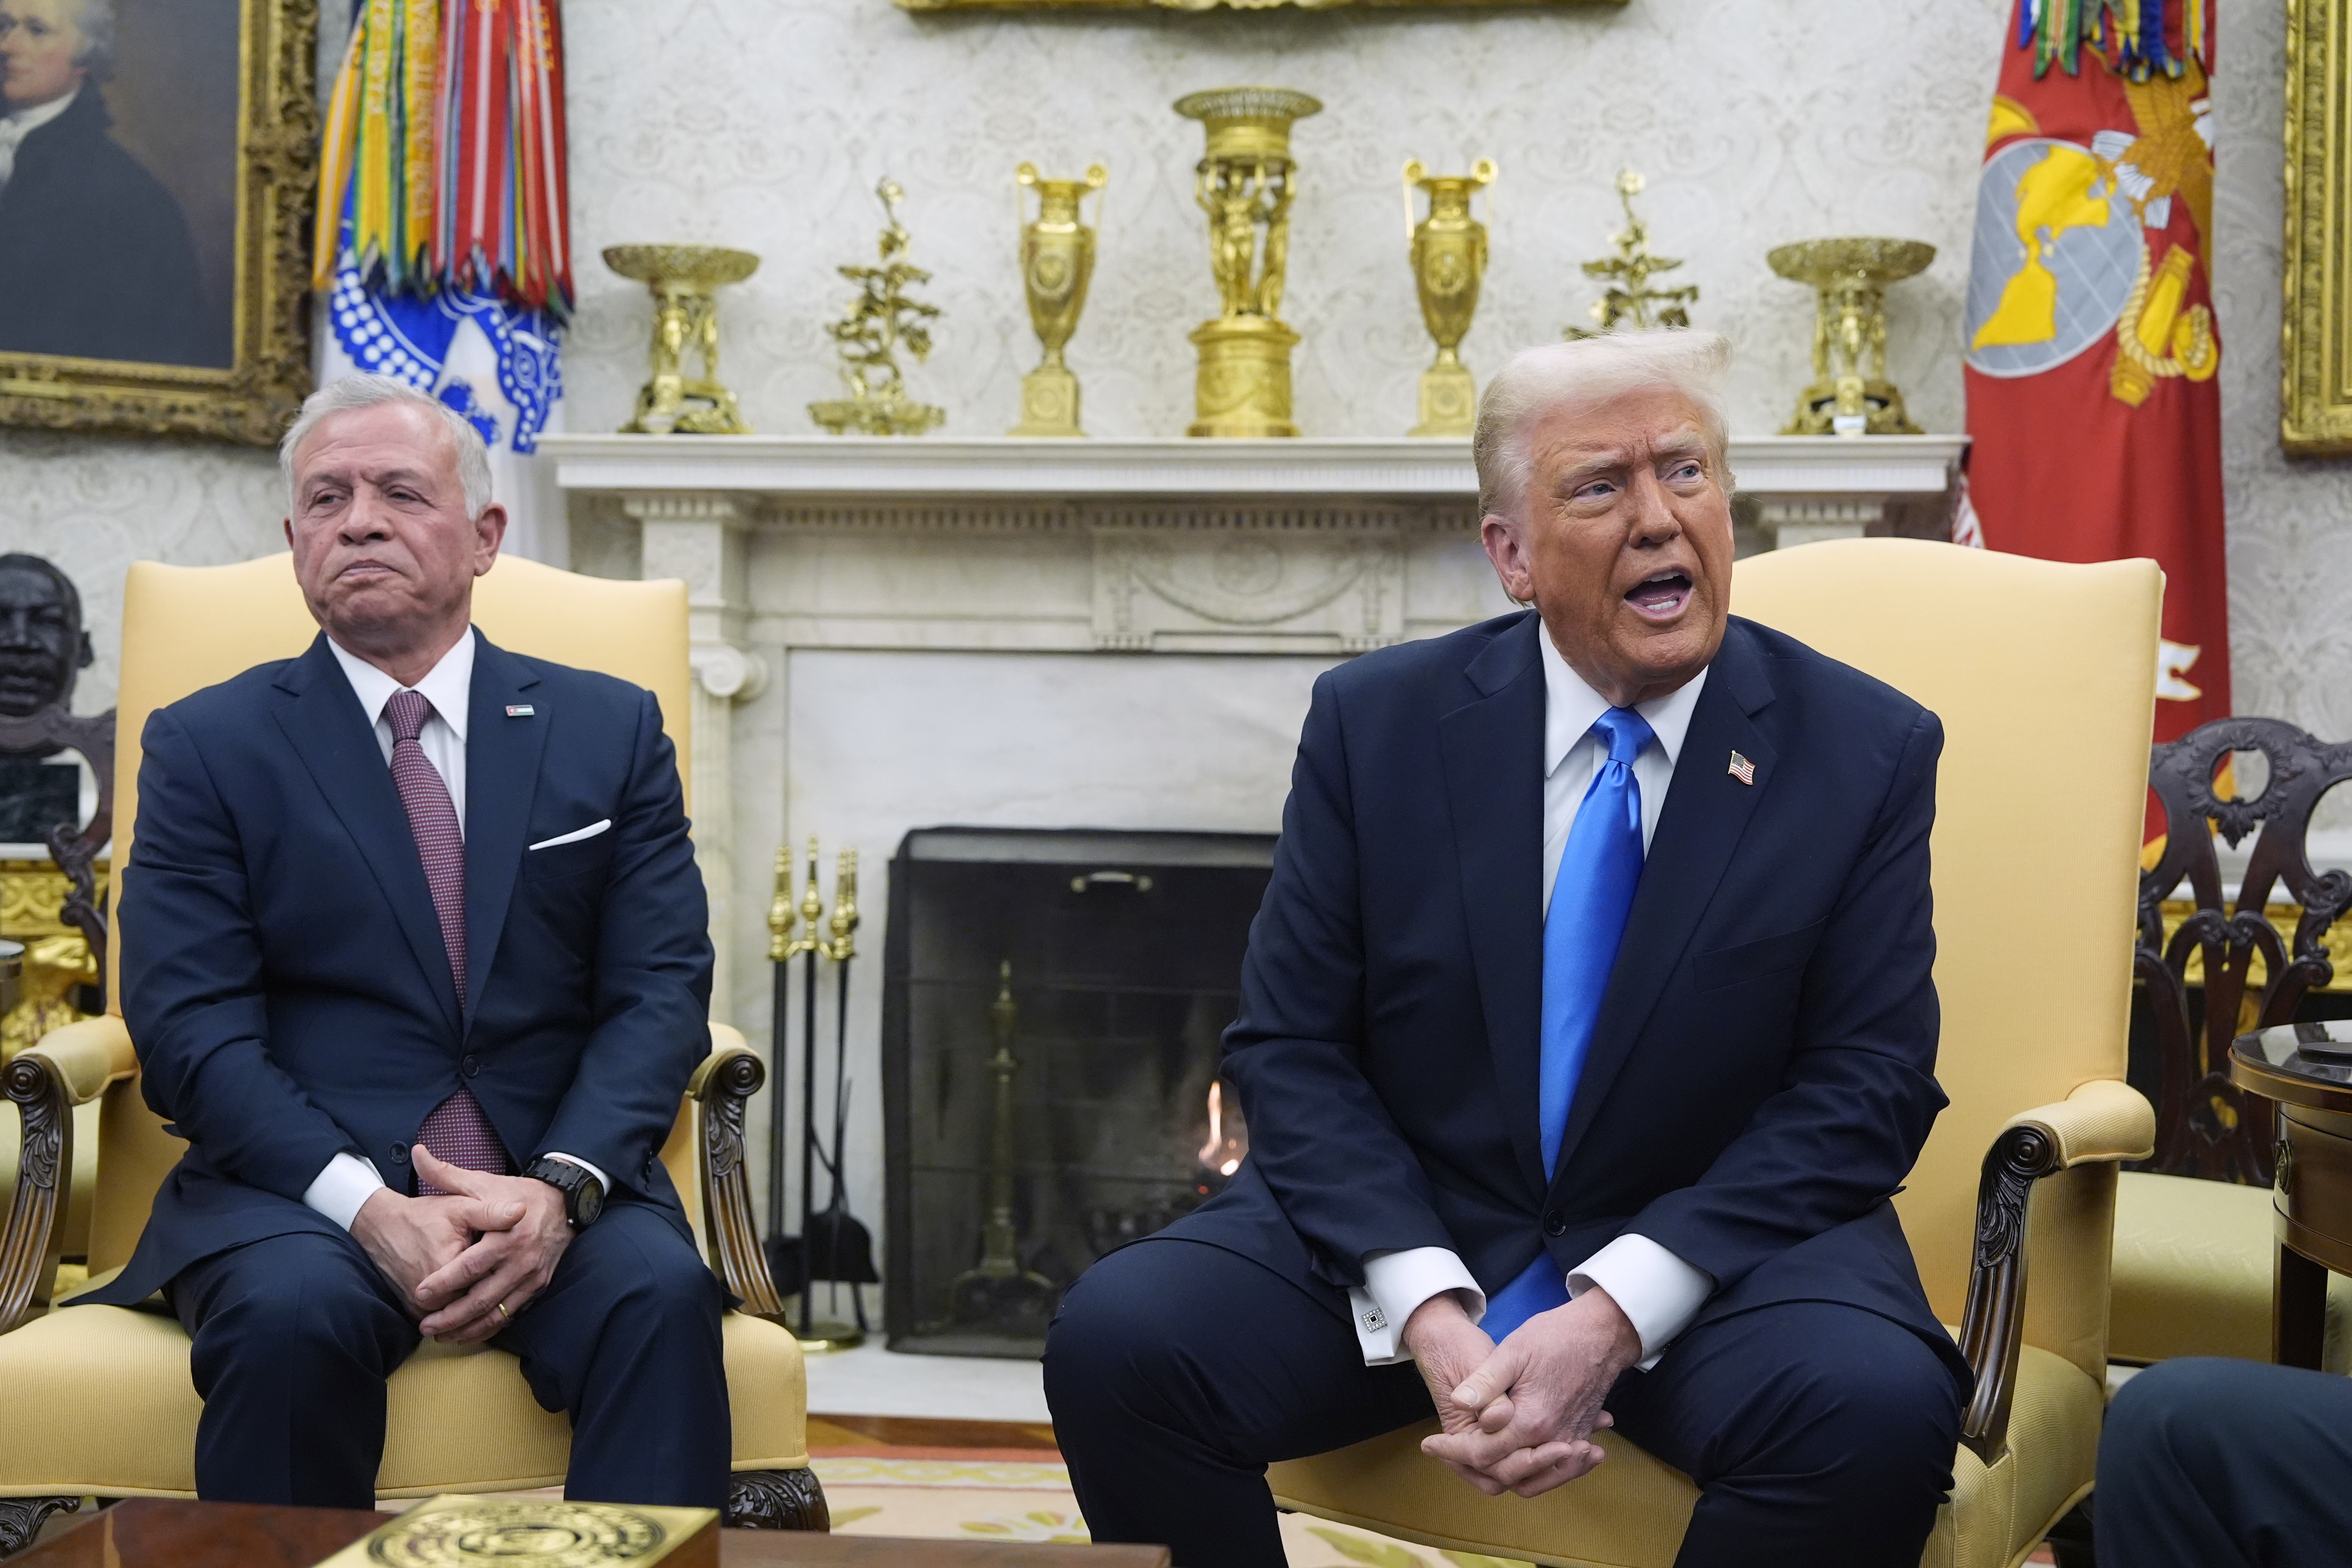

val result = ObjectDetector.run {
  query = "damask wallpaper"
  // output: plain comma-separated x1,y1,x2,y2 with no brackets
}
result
2,0,2343,747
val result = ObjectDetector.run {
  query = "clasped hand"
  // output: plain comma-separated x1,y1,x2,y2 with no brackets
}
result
348,1146,573,1343
1403,1286,1643,1499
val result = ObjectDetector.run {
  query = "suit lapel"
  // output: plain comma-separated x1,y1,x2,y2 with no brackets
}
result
461,636,546,1032
1553,620,1779,1176
272,635,461,1036
1438,614,1550,1197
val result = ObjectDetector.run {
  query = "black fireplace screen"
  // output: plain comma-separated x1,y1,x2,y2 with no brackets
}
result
882,827,1274,1357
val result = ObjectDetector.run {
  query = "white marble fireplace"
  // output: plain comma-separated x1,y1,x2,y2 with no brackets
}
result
541,431,1964,1283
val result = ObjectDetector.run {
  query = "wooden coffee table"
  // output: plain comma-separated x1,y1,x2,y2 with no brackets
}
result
12,1499,1169,1568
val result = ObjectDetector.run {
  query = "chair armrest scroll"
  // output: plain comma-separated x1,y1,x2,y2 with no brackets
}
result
1956,1079,2154,1461
693,1025,790,1322
1,1016,135,1336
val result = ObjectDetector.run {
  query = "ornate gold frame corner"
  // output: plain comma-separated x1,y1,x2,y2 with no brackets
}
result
0,0,318,445
2284,0,2352,454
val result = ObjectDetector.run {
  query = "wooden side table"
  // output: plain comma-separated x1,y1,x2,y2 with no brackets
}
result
2230,1020,2352,1368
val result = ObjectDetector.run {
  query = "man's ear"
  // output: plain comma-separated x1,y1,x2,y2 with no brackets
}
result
1479,513,1535,606
472,503,509,575
74,630,93,671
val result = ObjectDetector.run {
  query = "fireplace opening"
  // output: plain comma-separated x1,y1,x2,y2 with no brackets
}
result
881,827,1274,1356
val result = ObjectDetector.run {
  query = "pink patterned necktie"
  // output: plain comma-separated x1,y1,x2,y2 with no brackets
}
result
385,688,510,1195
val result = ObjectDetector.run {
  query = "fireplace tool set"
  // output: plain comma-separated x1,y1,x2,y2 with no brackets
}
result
948,961,1059,1340
765,838,877,1352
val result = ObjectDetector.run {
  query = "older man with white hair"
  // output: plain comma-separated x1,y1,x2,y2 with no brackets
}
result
1047,331,1968,1567
77,376,728,1509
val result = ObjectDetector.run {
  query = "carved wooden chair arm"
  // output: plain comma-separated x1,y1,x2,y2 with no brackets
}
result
692,1028,790,1322
1955,1079,2156,1461
1,1015,137,1338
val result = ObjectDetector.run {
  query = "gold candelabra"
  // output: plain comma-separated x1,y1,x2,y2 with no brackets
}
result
1564,170,1697,339
1176,87,1323,439
1011,163,1108,437
809,179,946,437
1767,237,1936,436
605,244,760,434
1401,157,1496,438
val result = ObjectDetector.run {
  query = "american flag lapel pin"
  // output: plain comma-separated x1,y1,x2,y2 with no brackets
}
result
506,704,535,718
1728,750,1755,785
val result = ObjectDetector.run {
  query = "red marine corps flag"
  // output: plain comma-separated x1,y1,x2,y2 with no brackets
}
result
1962,0,2227,745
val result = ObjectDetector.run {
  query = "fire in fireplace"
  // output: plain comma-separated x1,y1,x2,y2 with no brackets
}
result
881,827,1272,1357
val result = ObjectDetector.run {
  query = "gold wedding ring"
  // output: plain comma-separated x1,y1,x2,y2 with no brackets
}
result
495,1301,511,1321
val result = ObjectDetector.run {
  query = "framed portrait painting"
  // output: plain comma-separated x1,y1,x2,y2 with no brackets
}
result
0,0,315,444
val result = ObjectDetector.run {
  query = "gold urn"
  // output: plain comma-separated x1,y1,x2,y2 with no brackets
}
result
604,245,760,435
1010,163,1107,437
1767,237,1936,436
1176,87,1323,439
1403,158,1495,438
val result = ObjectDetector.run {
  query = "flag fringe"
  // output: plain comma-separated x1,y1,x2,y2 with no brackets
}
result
2016,0,2213,81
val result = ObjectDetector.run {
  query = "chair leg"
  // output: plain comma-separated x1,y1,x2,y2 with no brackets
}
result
2045,1497,2095,1568
726,1468,829,1531
0,1498,80,1559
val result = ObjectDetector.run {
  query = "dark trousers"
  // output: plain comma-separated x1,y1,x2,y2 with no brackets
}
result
2096,1356,2352,1568
1045,1237,1962,1568
166,1198,730,1510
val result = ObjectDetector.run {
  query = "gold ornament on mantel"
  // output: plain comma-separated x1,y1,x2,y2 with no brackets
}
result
1176,87,1323,438
605,245,760,435
1010,162,1108,437
810,178,946,437
1767,237,1936,437
1401,157,1496,438
1564,170,1697,339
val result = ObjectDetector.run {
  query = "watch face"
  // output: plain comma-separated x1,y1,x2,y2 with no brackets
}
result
574,1178,604,1227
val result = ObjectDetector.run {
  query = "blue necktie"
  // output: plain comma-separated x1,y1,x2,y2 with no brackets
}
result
1482,706,1654,1341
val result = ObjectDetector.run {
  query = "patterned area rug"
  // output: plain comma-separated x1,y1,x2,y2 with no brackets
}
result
811,1453,1530,1566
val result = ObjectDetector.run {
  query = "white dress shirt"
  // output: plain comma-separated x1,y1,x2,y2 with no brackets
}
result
0,89,74,192
1348,628,1716,1368
301,629,605,1229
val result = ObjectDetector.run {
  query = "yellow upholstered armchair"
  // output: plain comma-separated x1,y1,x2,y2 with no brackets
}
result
0,556,822,1555
1268,540,2160,1568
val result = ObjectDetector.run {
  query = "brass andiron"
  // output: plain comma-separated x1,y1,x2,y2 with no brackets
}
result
605,245,760,434
950,961,1056,1337
764,838,871,1352
1011,163,1108,437
1564,170,1697,339
810,179,946,437
1768,237,1936,436
1402,157,1496,438
1176,87,1323,438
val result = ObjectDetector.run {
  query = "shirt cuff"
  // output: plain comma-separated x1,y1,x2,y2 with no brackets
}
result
1348,1247,1487,1366
543,1152,611,1192
301,1151,387,1231
1570,1233,1714,1371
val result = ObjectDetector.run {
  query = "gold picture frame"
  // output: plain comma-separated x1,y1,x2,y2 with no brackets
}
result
2285,0,2352,452
0,0,318,445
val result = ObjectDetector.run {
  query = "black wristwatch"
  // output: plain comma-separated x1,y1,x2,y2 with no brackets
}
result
525,1156,605,1229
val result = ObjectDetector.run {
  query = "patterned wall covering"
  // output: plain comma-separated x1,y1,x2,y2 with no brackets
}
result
0,0,2342,746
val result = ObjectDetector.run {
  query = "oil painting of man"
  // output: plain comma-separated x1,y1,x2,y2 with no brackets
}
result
0,0,215,366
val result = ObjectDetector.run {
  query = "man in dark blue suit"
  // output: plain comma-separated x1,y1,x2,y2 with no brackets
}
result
79,376,728,1509
1046,332,1968,1567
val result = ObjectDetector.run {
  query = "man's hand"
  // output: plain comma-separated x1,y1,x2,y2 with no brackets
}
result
408,1146,575,1343
1401,1292,1513,1496
1418,1286,1644,1499
349,1180,523,1322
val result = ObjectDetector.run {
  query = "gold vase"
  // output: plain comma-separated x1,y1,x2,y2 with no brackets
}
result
604,245,760,435
1767,237,1936,436
1403,158,1495,438
1176,87,1322,439
1010,163,1107,438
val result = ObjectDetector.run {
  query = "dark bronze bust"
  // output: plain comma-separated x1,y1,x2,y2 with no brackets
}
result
0,553,114,994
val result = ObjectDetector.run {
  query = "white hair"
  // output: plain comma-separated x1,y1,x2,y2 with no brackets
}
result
65,0,113,79
1472,330,1734,521
280,376,493,520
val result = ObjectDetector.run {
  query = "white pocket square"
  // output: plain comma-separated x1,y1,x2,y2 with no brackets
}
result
528,819,612,852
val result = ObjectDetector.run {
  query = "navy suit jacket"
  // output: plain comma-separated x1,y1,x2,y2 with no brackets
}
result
1167,610,1968,1383
84,630,713,1307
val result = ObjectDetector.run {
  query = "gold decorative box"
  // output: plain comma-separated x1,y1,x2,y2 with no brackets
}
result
312,1496,720,1568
